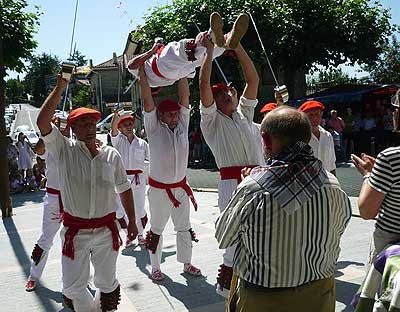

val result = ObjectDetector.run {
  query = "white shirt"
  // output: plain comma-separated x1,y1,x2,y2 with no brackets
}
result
38,151,59,190
42,125,131,219
200,96,265,168
127,39,225,88
111,133,149,186
309,126,336,172
144,105,189,183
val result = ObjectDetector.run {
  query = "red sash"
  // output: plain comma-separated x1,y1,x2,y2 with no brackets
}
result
148,176,198,211
62,212,121,260
126,169,143,185
151,45,166,79
46,187,64,213
219,165,258,184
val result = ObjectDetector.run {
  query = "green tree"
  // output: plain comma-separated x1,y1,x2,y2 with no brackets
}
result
0,0,40,217
71,85,92,108
5,78,27,104
363,34,400,84
24,52,60,105
133,0,394,98
70,50,87,67
307,67,353,86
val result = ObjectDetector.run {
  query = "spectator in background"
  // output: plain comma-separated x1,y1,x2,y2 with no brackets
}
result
189,126,202,164
16,132,34,178
25,168,37,192
383,107,394,148
343,107,355,160
363,113,376,155
327,126,341,161
7,135,18,172
353,113,364,155
33,157,47,189
327,110,345,161
9,169,25,194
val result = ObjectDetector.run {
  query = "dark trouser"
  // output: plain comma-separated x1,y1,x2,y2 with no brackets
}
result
229,276,335,312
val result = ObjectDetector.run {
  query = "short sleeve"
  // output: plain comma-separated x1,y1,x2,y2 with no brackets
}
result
369,152,393,194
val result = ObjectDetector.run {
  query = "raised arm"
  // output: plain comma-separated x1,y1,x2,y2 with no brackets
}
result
178,77,190,109
199,34,215,108
37,75,68,136
138,66,155,113
127,42,163,70
111,111,119,137
235,43,259,100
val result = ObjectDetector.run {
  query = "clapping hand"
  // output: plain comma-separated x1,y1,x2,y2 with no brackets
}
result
351,153,375,176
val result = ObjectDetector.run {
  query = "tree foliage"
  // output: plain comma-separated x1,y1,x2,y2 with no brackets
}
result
5,78,26,103
364,34,400,84
132,0,394,97
307,67,353,86
24,52,60,105
1,0,41,72
70,50,87,67
71,85,92,109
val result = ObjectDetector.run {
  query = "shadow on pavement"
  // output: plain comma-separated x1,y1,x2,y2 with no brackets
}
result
157,274,224,310
336,279,360,311
2,217,63,310
11,190,45,209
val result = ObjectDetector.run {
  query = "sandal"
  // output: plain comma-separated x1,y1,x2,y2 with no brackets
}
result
151,270,164,281
184,263,202,277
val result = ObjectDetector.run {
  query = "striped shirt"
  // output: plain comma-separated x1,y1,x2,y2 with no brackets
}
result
215,172,351,288
368,146,400,234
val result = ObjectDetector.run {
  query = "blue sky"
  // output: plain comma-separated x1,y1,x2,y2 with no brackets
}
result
7,0,400,78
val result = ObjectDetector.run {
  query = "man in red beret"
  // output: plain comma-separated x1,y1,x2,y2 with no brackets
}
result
127,12,249,88
36,74,137,312
25,117,70,292
199,34,265,297
110,111,149,247
298,100,336,176
260,102,277,116
138,67,202,281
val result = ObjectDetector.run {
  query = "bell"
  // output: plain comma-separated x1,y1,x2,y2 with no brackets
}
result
114,102,124,113
61,61,76,81
274,85,289,104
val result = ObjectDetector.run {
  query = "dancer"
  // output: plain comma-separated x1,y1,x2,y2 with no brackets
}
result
139,66,201,281
199,25,265,296
37,74,137,312
127,12,248,88
111,111,149,246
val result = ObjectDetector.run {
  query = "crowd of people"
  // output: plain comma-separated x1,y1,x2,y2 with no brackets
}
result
7,134,46,194
16,10,400,312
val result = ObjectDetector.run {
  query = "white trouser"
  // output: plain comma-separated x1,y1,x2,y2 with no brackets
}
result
115,183,147,236
147,186,193,271
29,193,62,281
218,179,238,267
61,223,120,312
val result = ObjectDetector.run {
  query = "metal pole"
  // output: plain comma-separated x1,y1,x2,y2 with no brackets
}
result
248,12,279,86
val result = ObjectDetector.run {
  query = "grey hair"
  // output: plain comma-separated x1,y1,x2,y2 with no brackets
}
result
260,106,312,149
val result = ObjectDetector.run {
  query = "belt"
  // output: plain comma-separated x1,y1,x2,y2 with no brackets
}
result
242,279,319,292
46,187,64,213
151,45,166,79
220,165,257,184
148,176,197,211
126,169,143,185
62,212,121,260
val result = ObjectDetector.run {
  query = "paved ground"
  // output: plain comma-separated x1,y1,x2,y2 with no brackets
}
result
2,186,373,312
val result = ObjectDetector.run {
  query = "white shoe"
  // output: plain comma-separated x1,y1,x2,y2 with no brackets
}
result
209,12,224,47
225,13,249,49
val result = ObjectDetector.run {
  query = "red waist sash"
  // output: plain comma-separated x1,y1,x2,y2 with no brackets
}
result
126,169,143,185
46,187,64,213
62,212,121,260
219,165,257,184
148,176,197,211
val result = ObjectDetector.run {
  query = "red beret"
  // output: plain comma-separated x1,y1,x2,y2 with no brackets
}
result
117,115,135,128
211,83,229,96
157,99,181,113
260,103,277,114
67,107,101,125
298,100,325,112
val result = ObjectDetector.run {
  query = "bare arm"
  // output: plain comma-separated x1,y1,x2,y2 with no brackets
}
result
37,75,68,136
119,189,138,240
111,111,119,137
127,42,162,70
199,34,215,108
34,138,45,155
235,43,259,100
178,77,190,109
358,181,384,219
138,66,155,113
